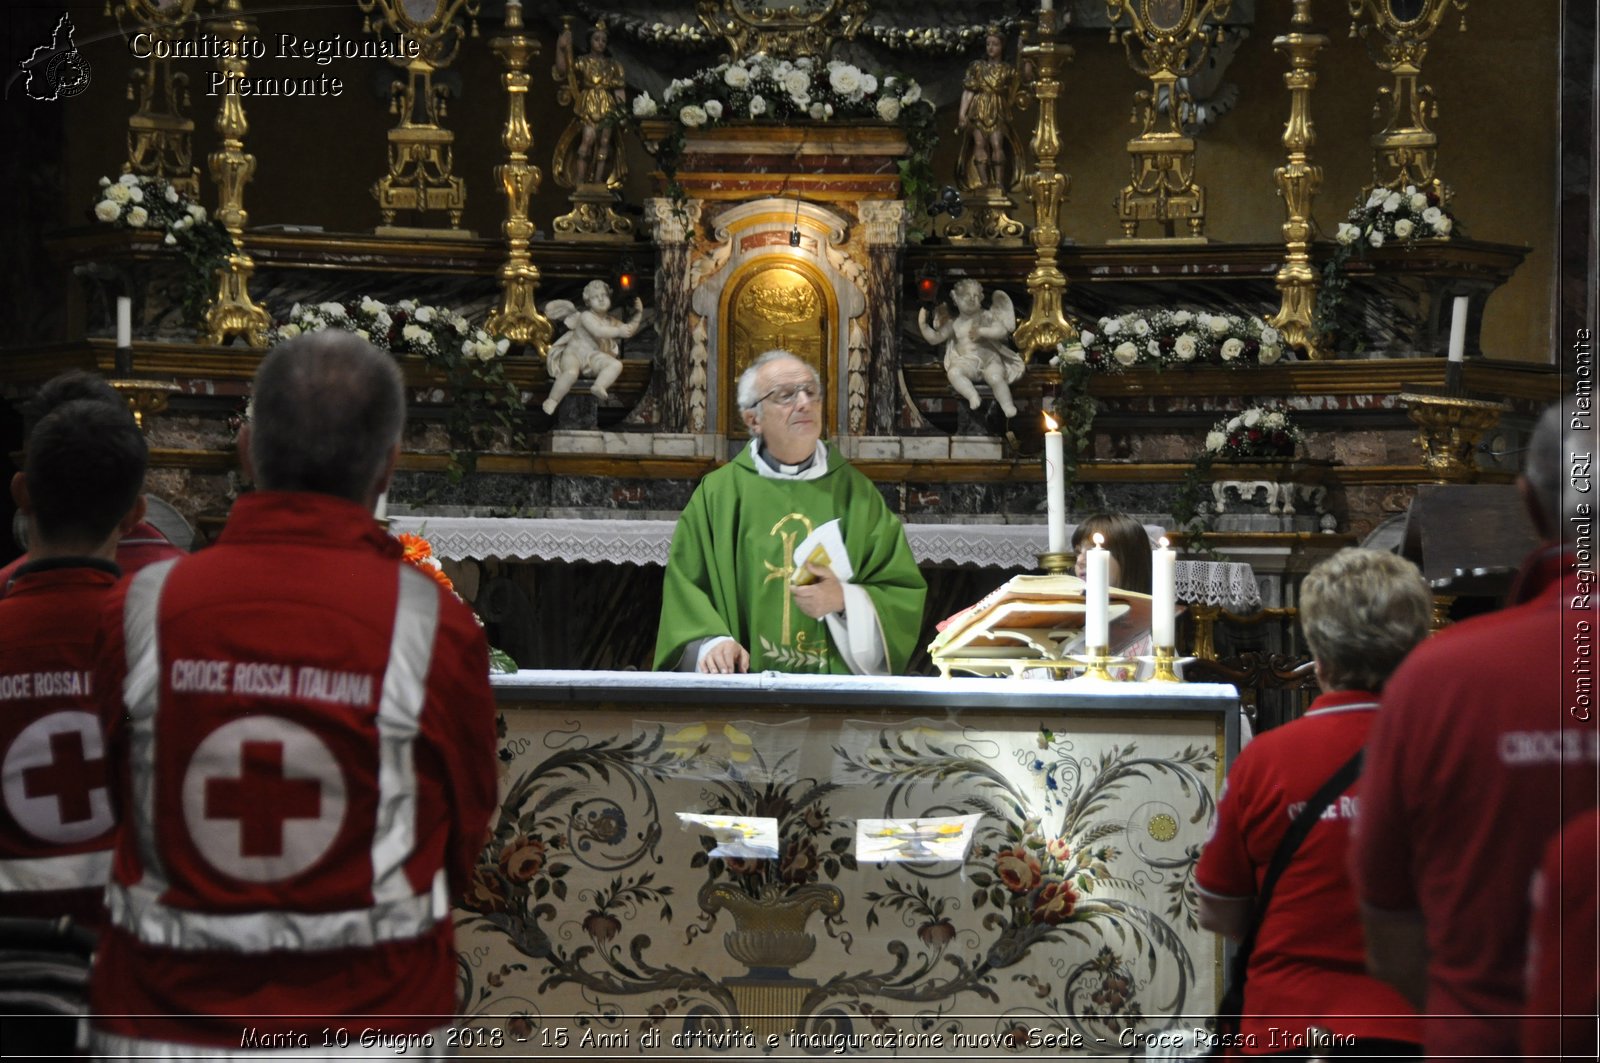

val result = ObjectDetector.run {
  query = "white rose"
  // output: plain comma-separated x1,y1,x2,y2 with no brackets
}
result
174,215,192,230
414,306,433,323
1410,193,1428,211
1227,416,1244,432
783,69,810,99
355,329,370,341
1422,206,1442,225
1208,315,1230,336
861,73,877,94
98,176,111,188
875,96,900,121
320,301,348,318
1220,337,1244,361
496,338,511,355
373,311,392,330
901,83,922,105
476,342,497,363
461,339,476,357
118,173,140,187
748,94,767,117
828,64,862,96
398,299,415,311
1435,215,1452,235
1257,326,1278,345
1171,309,1192,325
1366,188,1386,208
452,316,469,334
402,324,429,344
1113,341,1139,366
704,99,723,120
1369,230,1385,248
164,185,180,204
1058,343,1086,364
1206,431,1227,452
1393,218,1414,239
1147,340,1161,357
164,232,177,245
1133,318,1150,337
125,206,149,227
724,65,750,90
1079,330,1097,346
127,185,144,204
1259,343,1282,365
1103,319,1121,336
1174,334,1197,360
1382,191,1402,213
809,101,827,120
1336,222,1360,245
679,104,708,128
1242,408,1262,427
632,94,658,118
93,199,121,222
106,183,131,204
1264,411,1286,429
187,204,207,222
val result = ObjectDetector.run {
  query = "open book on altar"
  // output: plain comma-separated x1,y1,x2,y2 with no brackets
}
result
928,573,1154,665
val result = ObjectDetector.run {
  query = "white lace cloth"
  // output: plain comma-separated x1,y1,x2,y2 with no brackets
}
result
390,516,1261,608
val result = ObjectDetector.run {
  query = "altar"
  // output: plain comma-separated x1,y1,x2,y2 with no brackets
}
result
453,671,1240,1056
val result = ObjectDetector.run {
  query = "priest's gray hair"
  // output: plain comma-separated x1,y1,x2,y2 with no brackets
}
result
736,349,820,429
1524,398,1592,534
249,330,406,502
1299,548,1431,694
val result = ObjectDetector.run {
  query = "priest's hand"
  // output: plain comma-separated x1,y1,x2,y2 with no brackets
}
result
700,639,750,674
792,563,845,620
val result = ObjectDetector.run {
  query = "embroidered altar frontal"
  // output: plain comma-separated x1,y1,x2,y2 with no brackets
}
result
457,673,1239,1057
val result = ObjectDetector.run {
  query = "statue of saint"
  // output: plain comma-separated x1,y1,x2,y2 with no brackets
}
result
553,21,627,189
956,27,1031,192
917,278,1025,420
540,280,645,415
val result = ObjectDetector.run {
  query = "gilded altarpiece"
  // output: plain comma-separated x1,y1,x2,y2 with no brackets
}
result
453,676,1232,1056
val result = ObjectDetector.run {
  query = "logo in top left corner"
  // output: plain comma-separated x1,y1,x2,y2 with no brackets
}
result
17,13,92,102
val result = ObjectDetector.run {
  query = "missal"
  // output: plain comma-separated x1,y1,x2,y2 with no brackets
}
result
789,518,852,585
928,573,1154,664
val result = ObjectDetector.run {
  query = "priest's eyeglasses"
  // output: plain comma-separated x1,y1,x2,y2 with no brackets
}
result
753,382,820,408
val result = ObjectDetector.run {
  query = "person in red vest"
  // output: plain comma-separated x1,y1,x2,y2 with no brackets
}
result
1,398,149,1057
0,370,184,599
88,331,500,1056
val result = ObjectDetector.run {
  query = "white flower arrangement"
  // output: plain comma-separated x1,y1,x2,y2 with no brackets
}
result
89,173,233,326
1052,309,1288,372
1335,183,1455,250
1204,404,1304,460
271,297,509,366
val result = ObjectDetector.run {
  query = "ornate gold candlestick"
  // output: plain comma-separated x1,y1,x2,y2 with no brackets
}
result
484,1,552,351
1037,550,1073,575
1067,645,1127,682
1104,0,1233,242
1349,0,1467,199
359,0,478,235
1398,390,1504,483
1268,0,1328,359
111,378,182,430
110,0,202,194
1013,9,1078,359
203,0,269,348
1141,645,1189,683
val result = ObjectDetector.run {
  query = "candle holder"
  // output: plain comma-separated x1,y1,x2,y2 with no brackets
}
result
110,378,182,430
1140,645,1191,683
1037,550,1073,575
1398,391,1506,483
1066,645,1126,682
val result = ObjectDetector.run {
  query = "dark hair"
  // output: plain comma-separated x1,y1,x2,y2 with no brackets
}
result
1071,511,1154,594
26,370,122,429
25,399,148,548
248,330,406,501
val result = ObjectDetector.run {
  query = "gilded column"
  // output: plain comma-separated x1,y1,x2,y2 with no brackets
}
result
485,1,552,352
204,0,269,347
859,200,907,434
1013,9,1077,360
644,198,702,433
1268,0,1328,359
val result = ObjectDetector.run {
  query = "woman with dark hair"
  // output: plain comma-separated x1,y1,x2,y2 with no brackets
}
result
1071,511,1153,594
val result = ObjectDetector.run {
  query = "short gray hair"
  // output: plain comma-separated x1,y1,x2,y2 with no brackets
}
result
249,330,406,501
1524,398,1594,533
1300,548,1432,693
735,349,819,431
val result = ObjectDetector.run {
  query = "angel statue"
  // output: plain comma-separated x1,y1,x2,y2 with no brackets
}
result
957,26,1031,192
917,278,1025,420
552,20,628,189
540,280,645,416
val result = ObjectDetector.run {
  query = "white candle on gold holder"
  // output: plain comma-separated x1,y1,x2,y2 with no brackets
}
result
1447,295,1469,363
116,297,132,349
1043,413,1067,554
1041,0,1053,11
1151,536,1176,649
1085,532,1109,648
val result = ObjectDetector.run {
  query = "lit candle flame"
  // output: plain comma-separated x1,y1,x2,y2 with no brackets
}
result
1093,532,1104,548
1043,412,1059,432
1159,536,1170,548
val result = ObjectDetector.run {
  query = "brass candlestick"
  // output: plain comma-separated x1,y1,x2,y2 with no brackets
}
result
1067,644,1126,682
1349,0,1468,200
203,0,269,348
1037,550,1073,575
1013,9,1077,359
484,1,553,351
110,0,203,194
1267,0,1328,359
111,378,182,430
359,0,478,234
1141,645,1189,683
1104,0,1234,242
1398,391,1504,483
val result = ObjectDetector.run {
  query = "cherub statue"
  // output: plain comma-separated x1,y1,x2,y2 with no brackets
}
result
552,21,628,189
540,280,645,415
917,278,1025,420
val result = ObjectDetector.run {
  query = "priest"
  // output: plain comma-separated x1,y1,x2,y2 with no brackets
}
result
655,350,926,675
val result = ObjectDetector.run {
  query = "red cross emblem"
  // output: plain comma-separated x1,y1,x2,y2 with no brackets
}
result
182,716,346,882
1,712,114,844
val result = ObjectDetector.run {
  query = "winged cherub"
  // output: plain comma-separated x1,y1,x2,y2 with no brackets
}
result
539,280,645,415
917,278,1025,420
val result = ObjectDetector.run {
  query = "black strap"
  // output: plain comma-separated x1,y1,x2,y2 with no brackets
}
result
1213,748,1365,1036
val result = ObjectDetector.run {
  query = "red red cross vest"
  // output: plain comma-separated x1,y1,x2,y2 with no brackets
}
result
90,498,498,1049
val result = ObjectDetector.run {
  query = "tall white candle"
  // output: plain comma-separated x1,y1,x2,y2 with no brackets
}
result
374,491,388,521
1086,532,1109,649
1044,413,1067,554
1447,295,1469,363
1041,0,1053,11
1151,536,1176,649
116,296,132,349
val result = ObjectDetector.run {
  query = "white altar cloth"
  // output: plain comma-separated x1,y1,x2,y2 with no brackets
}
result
393,516,1261,609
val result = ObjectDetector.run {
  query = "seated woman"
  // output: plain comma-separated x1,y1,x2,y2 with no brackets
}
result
1194,548,1427,1060
1070,512,1155,665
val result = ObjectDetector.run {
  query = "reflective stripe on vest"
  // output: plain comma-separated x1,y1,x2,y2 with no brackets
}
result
0,849,111,892
112,561,445,952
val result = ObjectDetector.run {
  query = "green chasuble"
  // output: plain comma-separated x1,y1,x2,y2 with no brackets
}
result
654,443,927,674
